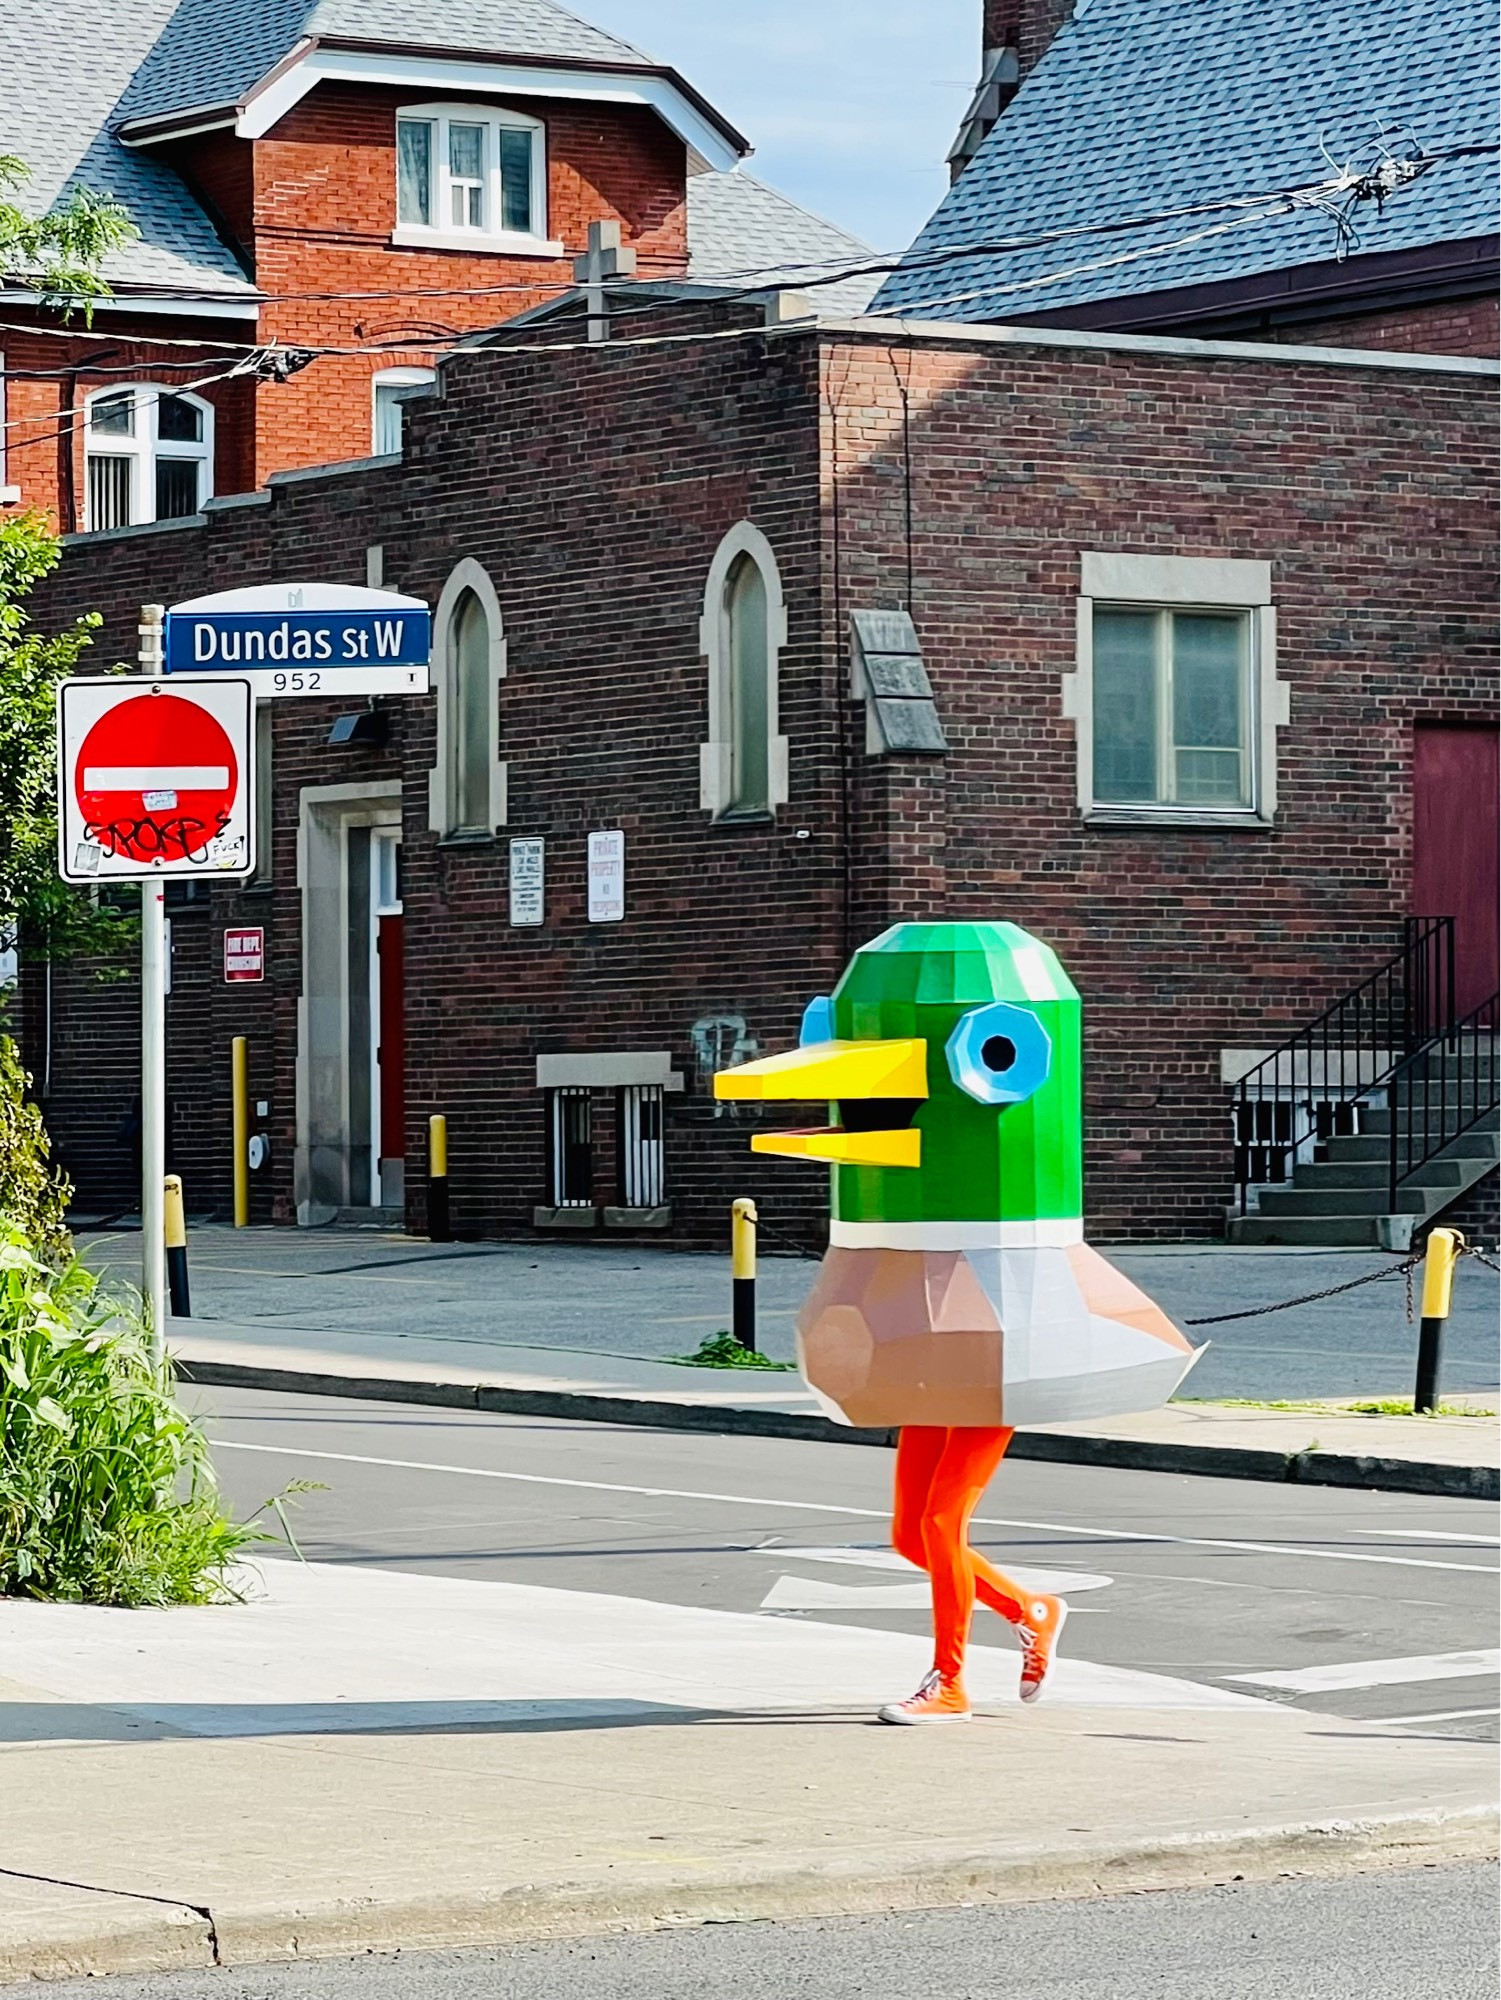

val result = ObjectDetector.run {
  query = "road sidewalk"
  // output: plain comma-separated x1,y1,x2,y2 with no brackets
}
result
1,1557,1496,1984
168,1315,1501,1500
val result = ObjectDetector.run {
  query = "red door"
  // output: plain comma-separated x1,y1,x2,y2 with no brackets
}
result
1412,724,1499,1017
376,914,406,1173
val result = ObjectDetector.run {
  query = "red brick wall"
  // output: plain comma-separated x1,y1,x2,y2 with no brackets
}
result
22,319,1497,1244
1273,294,1498,359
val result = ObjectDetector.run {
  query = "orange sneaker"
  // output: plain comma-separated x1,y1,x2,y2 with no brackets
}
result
877,1670,972,1725
1017,1595,1067,1703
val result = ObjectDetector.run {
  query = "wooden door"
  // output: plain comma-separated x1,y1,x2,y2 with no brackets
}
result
1412,723,1499,1017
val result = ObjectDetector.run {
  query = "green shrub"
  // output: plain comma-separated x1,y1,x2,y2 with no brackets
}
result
0,1036,71,1266
0,1225,267,1604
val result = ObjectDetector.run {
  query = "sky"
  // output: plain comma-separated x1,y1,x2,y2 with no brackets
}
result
575,0,979,251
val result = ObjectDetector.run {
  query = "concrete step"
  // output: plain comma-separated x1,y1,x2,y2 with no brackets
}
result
1254,1186,1433,1219
1286,1159,1467,1194
1324,1129,1500,1163
1355,1106,1498,1137
1226,1212,1395,1248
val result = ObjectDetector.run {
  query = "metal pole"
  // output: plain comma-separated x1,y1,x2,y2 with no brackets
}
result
428,1113,451,1242
1414,1226,1461,1414
138,604,167,1362
732,1196,757,1352
231,1036,250,1227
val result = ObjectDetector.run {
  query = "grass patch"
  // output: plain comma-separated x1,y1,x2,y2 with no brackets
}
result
669,1330,797,1371
0,1223,284,1605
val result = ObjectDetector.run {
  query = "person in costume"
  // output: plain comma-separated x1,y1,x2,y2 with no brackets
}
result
715,921,1200,1725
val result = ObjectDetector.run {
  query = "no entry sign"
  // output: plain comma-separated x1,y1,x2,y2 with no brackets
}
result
57,676,254,881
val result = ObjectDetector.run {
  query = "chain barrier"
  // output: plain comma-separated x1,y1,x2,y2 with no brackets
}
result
750,1220,1495,1321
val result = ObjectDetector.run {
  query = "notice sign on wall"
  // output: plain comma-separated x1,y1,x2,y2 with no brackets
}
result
509,838,545,927
587,829,625,923
224,926,265,982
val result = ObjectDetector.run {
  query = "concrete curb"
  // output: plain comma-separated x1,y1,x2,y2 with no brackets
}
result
11,1805,1497,1982
176,1357,1500,1502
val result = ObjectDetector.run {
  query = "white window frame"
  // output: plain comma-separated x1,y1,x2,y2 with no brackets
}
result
83,384,213,532
698,522,789,820
371,366,436,455
393,102,559,256
1062,552,1289,828
0,354,18,504
428,558,508,838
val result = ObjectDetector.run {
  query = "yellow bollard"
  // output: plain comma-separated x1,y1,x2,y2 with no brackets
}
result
231,1037,249,1228
428,1113,451,1242
731,1196,758,1351
1415,1226,1463,1413
164,1174,191,1318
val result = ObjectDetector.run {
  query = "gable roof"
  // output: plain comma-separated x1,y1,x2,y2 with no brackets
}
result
687,172,880,316
1,0,743,303
872,0,1499,323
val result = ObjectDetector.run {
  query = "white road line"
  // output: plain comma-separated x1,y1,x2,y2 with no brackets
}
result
1350,1528,1501,1546
776,1546,1114,1592
1226,1649,1501,1693
210,1439,1500,1575
1363,1706,1501,1726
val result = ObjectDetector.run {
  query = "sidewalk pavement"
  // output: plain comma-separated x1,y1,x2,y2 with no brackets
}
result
167,1314,1501,1500
2,1556,1496,1984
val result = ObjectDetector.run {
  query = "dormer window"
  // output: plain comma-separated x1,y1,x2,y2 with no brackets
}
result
83,386,213,532
394,104,557,254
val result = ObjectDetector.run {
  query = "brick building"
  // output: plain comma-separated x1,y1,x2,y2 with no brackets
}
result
1,0,875,528
908,0,1498,356
21,301,1498,1247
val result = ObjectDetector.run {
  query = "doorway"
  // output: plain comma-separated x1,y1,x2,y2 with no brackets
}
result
1412,724,1499,1018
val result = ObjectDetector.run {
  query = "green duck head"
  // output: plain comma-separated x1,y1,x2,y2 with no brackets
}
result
714,920,1082,1244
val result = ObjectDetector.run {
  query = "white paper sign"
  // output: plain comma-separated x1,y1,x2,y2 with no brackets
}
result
509,838,545,927
587,829,625,924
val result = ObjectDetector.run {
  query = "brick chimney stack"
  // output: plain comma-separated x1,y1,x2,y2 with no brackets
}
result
949,1,1079,181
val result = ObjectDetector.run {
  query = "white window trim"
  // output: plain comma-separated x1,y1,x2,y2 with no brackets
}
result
698,522,789,819
428,558,508,837
393,101,560,256
0,354,18,504
82,384,213,531
371,366,436,454
1062,552,1288,828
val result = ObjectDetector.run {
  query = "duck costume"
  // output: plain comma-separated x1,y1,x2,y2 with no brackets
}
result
715,920,1200,1723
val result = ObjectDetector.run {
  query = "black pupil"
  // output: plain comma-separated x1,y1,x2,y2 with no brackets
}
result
980,1035,1016,1073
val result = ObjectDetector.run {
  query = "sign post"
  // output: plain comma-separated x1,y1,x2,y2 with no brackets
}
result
139,606,167,1354
57,645,255,1360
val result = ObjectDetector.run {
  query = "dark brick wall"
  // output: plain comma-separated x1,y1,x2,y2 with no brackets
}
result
22,316,1498,1246
1269,295,1498,360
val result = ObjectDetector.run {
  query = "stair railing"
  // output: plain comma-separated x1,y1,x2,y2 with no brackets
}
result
1387,990,1499,1207
1232,916,1455,1214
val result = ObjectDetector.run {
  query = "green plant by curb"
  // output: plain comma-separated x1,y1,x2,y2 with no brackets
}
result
668,1330,797,1371
1177,1395,1496,1419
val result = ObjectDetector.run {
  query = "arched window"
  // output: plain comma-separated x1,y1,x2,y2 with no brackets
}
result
699,524,788,821
84,386,213,532
429,560,506,837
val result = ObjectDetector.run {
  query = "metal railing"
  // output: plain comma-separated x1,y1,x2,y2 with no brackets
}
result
1388,990,1499,1206
1232,916,1455,1212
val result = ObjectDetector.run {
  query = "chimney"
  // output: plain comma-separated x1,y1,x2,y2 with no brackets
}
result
947,1,1079,182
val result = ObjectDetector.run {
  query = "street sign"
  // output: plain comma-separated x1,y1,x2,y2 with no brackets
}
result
224,926,265,982
57,675,254,881
587,829,625,923
509,838,545,926
164,582,431,699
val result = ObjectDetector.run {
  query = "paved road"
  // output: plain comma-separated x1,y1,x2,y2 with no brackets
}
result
195,1384,1500,1740
32,1865,1499,1998
82,1226,1501,1400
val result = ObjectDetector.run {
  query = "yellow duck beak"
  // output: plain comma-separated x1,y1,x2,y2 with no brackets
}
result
713,1038,926,1168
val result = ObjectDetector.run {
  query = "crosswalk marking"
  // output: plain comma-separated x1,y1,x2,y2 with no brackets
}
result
1226,1649,1500,1694
772,1545,1114,1592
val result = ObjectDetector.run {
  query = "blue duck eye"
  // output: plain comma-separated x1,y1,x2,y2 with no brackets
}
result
945,1001,1051,1105
799,995,835,1046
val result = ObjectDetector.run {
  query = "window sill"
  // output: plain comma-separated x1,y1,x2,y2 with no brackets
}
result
0,485,20,505
392,225,565,258
533,1205,598,1230
603,1205,672,1230
1083,805,1273,831
437,829,500,849
708,807,777,827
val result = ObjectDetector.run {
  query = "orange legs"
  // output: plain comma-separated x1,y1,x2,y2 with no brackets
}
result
892,1424,1026,1682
